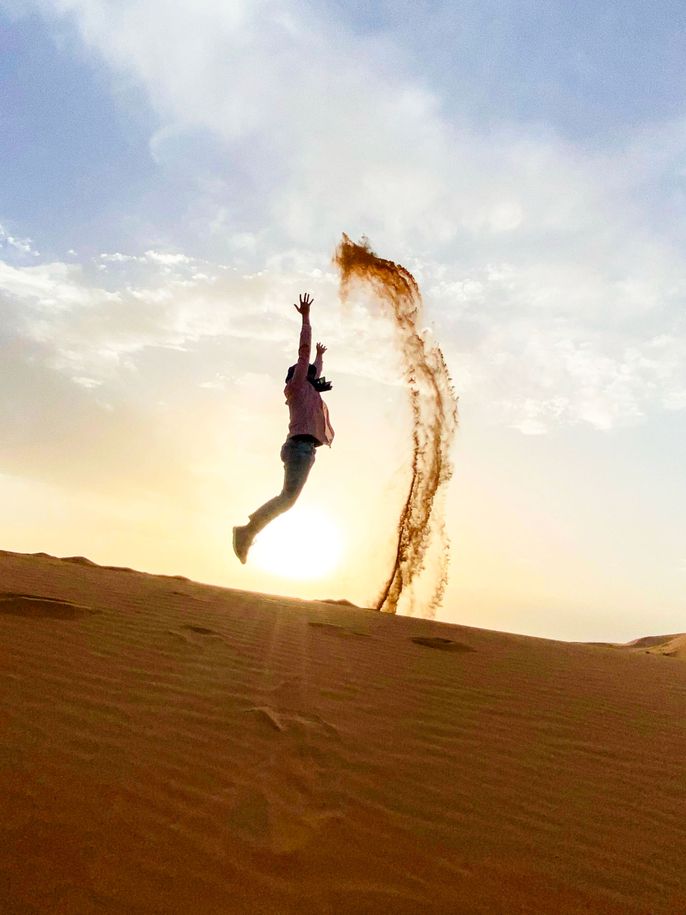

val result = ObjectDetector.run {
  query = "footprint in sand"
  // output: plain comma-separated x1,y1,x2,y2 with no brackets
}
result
308,621,370,638
226,783,339,854
182,624,216,635
174,623,226,646
0,592,95,620
411,636,475,652
245,705,340,739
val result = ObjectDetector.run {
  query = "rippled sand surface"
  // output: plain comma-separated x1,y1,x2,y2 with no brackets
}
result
1,549,685,914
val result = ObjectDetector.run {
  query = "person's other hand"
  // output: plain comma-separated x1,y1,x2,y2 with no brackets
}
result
316,342,327,356
294,293,313,315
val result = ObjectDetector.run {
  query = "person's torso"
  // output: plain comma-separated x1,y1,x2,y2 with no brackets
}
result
284,381,334,446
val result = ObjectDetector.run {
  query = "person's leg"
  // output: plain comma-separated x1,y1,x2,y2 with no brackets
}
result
248,439,316,534
233,439,316,562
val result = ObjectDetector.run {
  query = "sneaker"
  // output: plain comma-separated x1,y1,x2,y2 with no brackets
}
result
232,526,251,564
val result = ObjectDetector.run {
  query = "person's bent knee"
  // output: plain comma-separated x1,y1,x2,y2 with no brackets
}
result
279,489,299,510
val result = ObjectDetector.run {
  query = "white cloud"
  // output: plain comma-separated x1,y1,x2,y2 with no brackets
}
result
144,250,192,266
0,260,105,311
9,0,686,433
0,222,39,256
100,250,195,267
71,375,103,389
100,252,138,263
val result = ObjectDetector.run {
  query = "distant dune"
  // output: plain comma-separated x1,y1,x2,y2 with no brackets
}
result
1,549,685,914
620,633,686,659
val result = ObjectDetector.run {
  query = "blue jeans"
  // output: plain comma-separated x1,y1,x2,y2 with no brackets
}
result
246,437,317,538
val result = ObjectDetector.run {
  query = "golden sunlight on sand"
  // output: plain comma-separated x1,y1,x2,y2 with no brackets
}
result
1,549,685,914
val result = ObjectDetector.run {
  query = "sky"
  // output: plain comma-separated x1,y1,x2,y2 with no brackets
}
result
1,0,685,642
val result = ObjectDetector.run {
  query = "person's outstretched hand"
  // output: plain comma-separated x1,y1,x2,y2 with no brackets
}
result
294,292,313,315
316,342,327,357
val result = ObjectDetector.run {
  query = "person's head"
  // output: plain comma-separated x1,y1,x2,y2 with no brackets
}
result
285,363,333,392
285,363,316,384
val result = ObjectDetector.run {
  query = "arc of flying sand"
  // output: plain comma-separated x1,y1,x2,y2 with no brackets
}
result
333,235,458,616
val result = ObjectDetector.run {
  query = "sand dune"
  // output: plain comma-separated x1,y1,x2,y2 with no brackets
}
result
1,549,685,914
620,633,686,660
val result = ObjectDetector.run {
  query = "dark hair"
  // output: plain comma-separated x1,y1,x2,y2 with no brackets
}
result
285,363,333,392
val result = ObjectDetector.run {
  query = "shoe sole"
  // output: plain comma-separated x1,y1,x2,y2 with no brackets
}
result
232,527,247,564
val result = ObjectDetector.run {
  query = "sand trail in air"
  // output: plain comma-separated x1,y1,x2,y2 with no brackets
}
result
1,548,686,914
334,236,458,616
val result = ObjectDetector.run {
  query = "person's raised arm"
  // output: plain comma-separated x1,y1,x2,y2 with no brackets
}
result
290,292,313,384
314,342,326,378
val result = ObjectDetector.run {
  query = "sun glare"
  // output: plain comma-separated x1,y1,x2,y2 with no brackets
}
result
249,505,344,580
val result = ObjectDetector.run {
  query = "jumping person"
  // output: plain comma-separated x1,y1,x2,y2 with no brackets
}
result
232,292,334,564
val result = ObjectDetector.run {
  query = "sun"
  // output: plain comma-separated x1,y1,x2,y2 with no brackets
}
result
249,505,344,580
